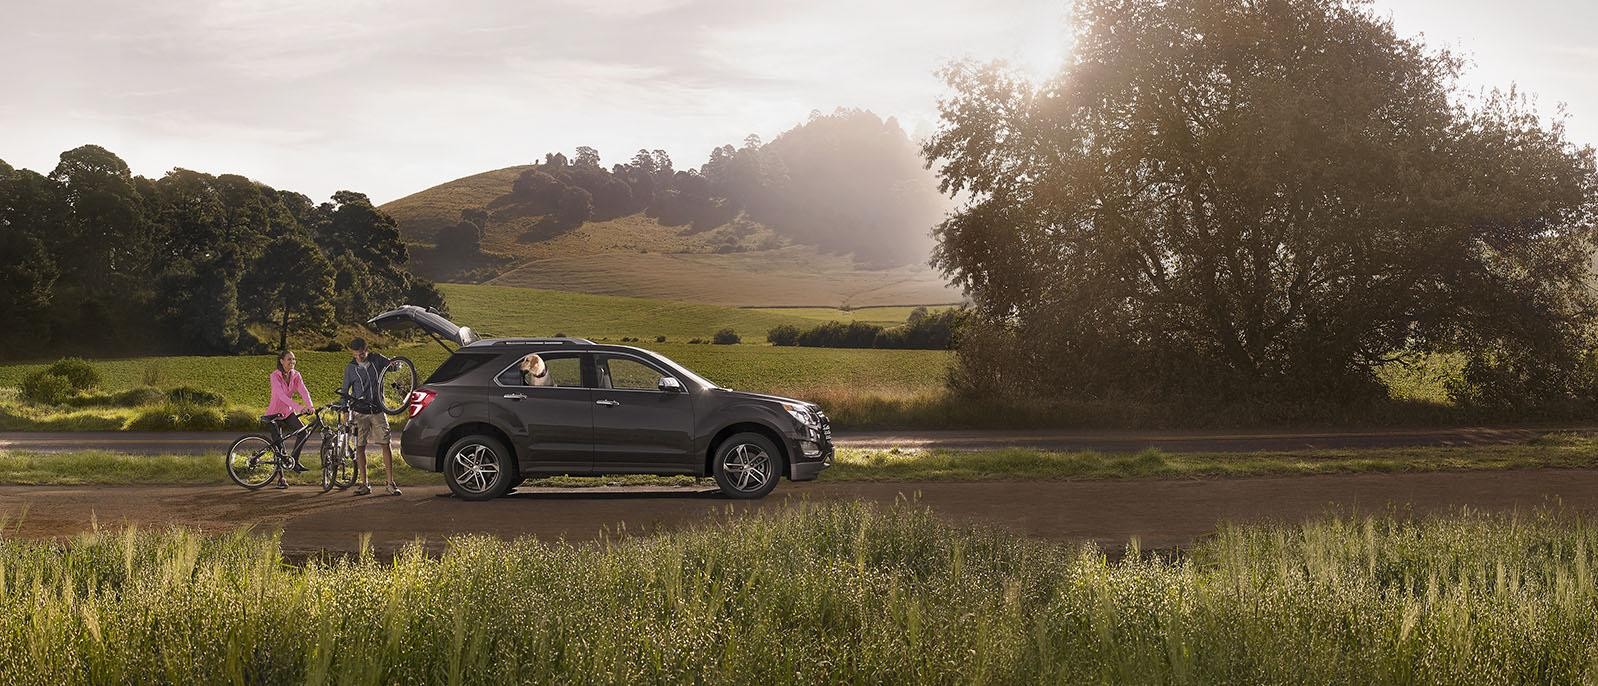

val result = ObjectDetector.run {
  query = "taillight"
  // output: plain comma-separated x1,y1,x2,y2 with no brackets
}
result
407,389,437,418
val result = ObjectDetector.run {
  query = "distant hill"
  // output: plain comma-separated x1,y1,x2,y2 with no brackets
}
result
379,109,962,307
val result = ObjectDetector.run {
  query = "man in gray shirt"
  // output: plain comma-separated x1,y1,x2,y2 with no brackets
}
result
342,337,400,496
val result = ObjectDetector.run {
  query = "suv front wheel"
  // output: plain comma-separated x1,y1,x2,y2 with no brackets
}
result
443,435,514,500
712,432,783,499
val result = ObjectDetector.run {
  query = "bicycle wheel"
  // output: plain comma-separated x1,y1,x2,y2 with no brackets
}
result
227,434,282,489
332,429,358,490
319,436,336,493
380,356,417,416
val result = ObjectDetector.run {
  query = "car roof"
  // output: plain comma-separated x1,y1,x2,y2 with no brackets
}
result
460,339,659,356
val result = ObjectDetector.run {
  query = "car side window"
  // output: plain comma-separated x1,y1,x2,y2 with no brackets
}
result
601,356,668,391
496,353,582,388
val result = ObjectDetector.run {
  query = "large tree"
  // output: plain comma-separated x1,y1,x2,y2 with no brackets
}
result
241,235,337,350
925,0,1598,403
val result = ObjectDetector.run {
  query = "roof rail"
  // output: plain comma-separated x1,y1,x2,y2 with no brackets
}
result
470,337,595,346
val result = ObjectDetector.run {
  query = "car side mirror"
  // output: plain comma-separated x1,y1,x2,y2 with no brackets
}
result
658,377,683,392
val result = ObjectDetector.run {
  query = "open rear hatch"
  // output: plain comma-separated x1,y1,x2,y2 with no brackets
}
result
367,305,481,352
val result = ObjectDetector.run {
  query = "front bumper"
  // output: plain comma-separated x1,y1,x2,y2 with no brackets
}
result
785,414,834,481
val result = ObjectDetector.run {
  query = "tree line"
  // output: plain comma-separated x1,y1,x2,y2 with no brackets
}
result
0,145,444,357
924,0,1598,410
432,108,946,266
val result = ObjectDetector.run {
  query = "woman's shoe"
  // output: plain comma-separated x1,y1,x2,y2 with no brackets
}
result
354,483,371,496
274,481,288,490
386,482,403,496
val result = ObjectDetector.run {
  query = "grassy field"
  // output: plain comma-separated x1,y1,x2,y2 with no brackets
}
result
5,436,1596,486
0,340,946,425
0,503,1593,683
383,170,961,307
440,283,825,340
486,247,959,307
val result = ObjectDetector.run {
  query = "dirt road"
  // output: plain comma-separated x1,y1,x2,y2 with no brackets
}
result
3,469,1593,556
2,425,1591,454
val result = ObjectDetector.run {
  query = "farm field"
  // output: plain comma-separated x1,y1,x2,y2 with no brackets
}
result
0,502,1594,683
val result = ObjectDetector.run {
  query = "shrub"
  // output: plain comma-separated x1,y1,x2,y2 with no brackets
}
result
655,335,667,343
141,360,167,387
165,386,226,407
797,321,881,348
767,325,801,346
688,338,705,344
46,358,101,391
115,387,168,407
125,401,226,431
20,372,74,405
712,328,741,345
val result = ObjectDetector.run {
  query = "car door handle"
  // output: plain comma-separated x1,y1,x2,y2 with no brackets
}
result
502,393,526,400
595,399,621,407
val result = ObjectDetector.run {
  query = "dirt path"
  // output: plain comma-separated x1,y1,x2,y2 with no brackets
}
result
3,425,1592,454
3,469,1594,556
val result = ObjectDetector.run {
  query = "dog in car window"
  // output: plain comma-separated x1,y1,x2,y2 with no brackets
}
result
519,354,553,386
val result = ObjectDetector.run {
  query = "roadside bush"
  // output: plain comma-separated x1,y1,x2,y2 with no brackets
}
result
767,324,801,346
20,371,74,405
46,357,101,391
124,400,226,431
712,328,741,345
688,338,705,344
164,386,226,407
655,335,667,343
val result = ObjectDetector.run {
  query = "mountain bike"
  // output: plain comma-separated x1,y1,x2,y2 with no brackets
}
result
226,403,357,491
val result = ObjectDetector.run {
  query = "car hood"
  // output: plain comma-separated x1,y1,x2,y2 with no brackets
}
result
366,305,479,346
710,388,818,411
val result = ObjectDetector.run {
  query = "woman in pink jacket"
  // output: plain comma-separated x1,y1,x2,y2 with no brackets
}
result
267,350,315,489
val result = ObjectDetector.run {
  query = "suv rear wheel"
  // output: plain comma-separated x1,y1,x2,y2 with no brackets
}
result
712,432,782,499
443,435,514,500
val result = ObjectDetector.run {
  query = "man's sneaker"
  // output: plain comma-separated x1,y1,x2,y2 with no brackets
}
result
354,483,371,496
386,483,403,496
289,459,308,473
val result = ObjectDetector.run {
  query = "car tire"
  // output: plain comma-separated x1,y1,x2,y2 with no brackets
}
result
442,435,515,501
712,432,783,499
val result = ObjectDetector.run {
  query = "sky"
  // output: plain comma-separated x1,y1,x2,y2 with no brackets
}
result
2,0,1594,205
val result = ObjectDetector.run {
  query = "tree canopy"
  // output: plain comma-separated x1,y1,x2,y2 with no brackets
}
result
924,0,1598,405
0,146,444,357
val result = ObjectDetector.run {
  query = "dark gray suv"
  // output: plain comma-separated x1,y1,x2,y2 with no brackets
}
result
369,306,833,500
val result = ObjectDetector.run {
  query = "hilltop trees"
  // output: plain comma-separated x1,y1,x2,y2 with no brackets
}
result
0,146,445,358
924,0,1598,406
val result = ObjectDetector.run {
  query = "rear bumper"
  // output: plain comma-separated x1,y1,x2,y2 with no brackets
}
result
400,421,440,472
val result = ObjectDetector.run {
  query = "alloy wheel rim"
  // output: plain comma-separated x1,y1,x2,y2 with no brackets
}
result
722,443,771,492
452,444,500,494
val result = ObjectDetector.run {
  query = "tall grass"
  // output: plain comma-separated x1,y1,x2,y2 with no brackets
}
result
0,504,1594,683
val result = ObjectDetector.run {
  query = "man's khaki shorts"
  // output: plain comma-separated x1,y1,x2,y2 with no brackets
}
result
354,412,391,447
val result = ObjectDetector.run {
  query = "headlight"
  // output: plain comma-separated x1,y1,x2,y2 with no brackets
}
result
781,402,819,428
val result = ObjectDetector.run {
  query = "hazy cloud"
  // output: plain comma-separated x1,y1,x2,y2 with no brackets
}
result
2,0,1592,204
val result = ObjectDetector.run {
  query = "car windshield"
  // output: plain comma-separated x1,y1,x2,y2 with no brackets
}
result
648,351,718,389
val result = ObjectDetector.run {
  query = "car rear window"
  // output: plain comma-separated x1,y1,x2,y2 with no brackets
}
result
426,352,498,384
